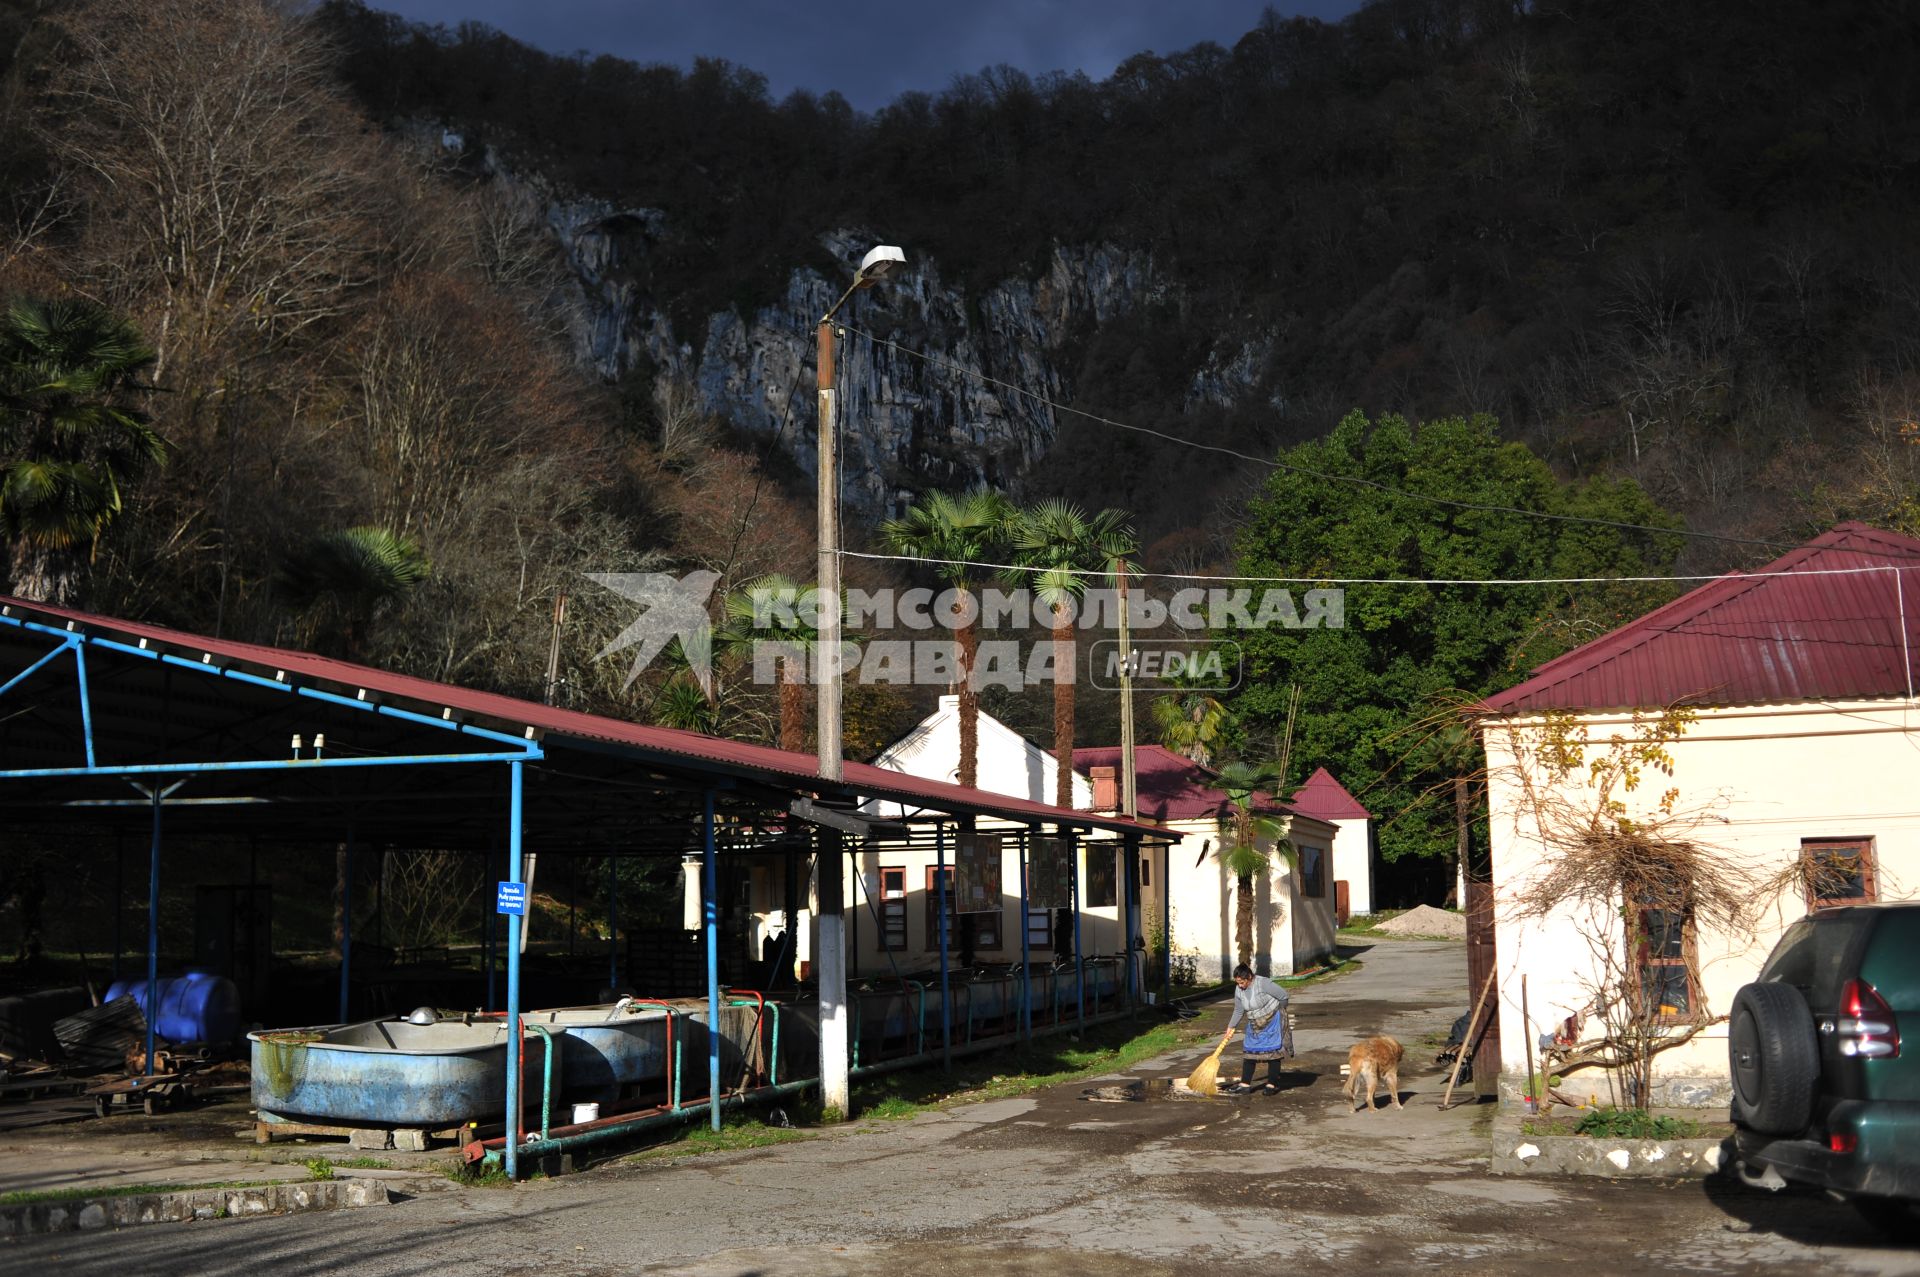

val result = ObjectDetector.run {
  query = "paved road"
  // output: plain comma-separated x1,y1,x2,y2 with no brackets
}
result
12,939,1920,1276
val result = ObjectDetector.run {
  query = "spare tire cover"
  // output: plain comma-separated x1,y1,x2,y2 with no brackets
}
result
1729,981,1819,1136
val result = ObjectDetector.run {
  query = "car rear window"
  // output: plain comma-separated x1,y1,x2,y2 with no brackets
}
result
1761,915,1867,1004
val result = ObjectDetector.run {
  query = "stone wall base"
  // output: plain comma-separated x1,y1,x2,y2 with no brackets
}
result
1499,1071,1732,1109
0,1179,392,1238
1490,1109,1733,1179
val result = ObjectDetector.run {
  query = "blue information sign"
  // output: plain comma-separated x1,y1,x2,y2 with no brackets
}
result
496,881,528,915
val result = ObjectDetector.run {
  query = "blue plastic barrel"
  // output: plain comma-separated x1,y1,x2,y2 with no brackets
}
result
102,972,242,1044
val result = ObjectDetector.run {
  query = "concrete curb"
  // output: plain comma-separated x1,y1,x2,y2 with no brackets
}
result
1490,1108,1732,1178
0,1178,393,1238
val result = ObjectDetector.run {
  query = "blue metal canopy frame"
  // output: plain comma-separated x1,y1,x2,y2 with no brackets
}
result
1,601,1173,1180
0,610,548,1172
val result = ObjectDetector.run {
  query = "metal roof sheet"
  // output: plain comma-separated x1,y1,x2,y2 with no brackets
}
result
1072,744,1294,823
0,594,1164,838
1483,522,1920,714
1287,766,1372,822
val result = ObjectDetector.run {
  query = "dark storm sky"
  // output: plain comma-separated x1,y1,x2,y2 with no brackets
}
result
366,1,1365,110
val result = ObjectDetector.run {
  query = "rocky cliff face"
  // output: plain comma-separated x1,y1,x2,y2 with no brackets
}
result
524,168,1169,517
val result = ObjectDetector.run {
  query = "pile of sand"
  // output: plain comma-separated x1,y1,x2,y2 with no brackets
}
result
1373,904,1467,939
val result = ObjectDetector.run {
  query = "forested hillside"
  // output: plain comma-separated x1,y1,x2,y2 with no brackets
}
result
309,0,1920,569
0,0,831,740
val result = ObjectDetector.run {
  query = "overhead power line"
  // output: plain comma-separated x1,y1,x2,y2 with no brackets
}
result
839,548,1918,590
840,323,1803,555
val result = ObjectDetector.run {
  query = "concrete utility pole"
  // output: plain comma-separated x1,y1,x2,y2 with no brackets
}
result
815,244,905,782
815,318,843,782
1116,558,1138,819
814,244,904,1121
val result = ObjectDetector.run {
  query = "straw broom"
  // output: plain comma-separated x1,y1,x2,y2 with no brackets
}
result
1187,1030,1233,1095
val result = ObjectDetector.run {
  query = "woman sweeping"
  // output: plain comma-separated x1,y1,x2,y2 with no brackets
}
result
1217,963,1292,1094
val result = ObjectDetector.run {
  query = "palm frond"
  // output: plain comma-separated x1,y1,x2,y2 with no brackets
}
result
278,526,430,611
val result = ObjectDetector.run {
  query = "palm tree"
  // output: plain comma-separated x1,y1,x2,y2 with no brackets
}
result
1009,500,1135,808
880,488,1015,788
721,573,827,753
1215,760,1290,971
650,672,720,734
1151,662,1229,766
0,297,163,604
277,526,430,658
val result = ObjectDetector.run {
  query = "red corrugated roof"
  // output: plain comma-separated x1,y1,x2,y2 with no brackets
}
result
1483,522,1920,714
0,594,1163,837
1072,744,1294,823
1288,766,1372,821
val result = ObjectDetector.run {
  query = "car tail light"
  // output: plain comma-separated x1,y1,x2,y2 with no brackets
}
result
1834,979,1900,1059
1830,1132,1859,1154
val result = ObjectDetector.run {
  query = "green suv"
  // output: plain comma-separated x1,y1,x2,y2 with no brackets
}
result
1731,902,1920,1228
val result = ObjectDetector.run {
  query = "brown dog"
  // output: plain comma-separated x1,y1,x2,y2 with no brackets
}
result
1343,1036,1405,1112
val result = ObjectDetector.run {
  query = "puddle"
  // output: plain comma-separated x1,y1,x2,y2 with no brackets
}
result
1080,1078,1215,1103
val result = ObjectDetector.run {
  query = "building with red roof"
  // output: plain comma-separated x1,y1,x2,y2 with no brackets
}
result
1072,744,1340,980
858,709,1347,981
1476,522,1920,1109
1287,767,1376,916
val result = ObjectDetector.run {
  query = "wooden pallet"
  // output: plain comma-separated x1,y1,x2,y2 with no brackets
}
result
254,1109,472,1151
0,1071,86,1102
86,1074,196,1117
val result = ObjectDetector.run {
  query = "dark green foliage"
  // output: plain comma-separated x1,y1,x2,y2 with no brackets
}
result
1233,410,1683,865
0,296,162,600
276,526,430,612
1572,1106,1702,1140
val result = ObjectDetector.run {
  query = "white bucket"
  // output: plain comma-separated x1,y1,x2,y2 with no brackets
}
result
571,1102,600,1125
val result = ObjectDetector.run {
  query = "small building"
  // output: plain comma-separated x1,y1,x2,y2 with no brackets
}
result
836,696,1123,973
1287,766,1375,918
1477,522,1920,1105
1075,745,1338,980
840,698,1340,982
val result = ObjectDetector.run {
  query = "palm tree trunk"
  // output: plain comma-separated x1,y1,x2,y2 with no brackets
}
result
779,656,806,753
8,544,80,605
1448,774,1470,908
1236,872,1255,970
1053,605,1075,809
957,605,979,789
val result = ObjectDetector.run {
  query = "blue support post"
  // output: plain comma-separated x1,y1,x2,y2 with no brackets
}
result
484,838,497,1011
703,788,720,1132
1018,834,1031,1043
1124,833,1142,1006
936,824,951,1071
338,822,354,1023
144,788,161,1077
607,855,619,993
504,761,525,1180
1161,842,1172,995
72,644,96,768
1072,833,1085,1033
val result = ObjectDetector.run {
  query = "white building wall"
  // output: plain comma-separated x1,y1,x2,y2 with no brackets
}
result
1156,815,1338,980
865,695,1092,811
1328,814,1373,916
843,839,1127,974
1485,698,1920,1104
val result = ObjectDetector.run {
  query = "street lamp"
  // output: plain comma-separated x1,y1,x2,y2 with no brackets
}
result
813,243,904,1123
816,243,904,782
